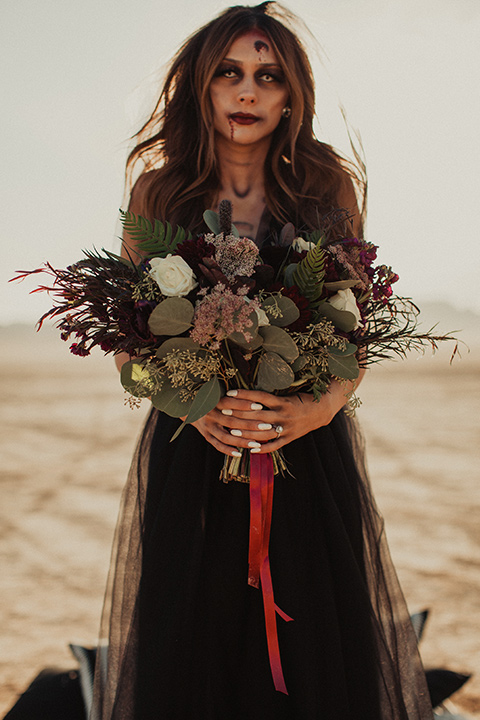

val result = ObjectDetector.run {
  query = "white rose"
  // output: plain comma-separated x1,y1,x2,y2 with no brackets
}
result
327,289,362,329
149,255,197,297
255,306,270,327
293,237,315,252
245,297,270,327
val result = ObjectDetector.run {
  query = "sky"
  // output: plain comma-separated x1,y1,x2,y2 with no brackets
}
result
2,0,479,325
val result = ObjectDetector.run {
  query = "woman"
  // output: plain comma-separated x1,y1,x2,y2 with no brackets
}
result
92,4,433,718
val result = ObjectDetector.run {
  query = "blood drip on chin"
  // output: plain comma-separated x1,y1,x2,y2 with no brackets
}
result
228,117,235,140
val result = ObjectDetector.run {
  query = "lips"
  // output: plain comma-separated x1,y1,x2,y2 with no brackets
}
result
230,113,260,125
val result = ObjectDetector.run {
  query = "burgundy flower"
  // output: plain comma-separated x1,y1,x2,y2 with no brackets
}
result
176,235,215,273
69,342,90,357
268,283,312,332
372,265,399,303
100,338,116,353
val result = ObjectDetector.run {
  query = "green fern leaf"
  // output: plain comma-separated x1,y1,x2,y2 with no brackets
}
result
153,218,166,243
119,209,191,258
292,242,326,306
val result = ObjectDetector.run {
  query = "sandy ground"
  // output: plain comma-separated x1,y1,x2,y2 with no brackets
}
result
1,325,479,717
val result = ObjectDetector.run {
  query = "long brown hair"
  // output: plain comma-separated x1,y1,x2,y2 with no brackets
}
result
126,2,366,232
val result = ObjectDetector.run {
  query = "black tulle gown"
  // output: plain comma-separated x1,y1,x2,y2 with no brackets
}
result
91,211,432,719
91,407,433,719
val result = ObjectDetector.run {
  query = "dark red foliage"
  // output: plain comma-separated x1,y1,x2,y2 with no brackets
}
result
323,255,340,283
176,235,215,273
268,283,312,332
259,246,303,278
69,343,90,357
226,342,257,385
197,256,230,287
250,264,275,292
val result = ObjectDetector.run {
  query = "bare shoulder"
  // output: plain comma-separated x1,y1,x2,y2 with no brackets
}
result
127,169,161,215
121,170,161,258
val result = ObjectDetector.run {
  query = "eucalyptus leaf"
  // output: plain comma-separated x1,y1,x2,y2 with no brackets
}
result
291,355,308,372
156,337,202,359
324,279,359,291
148,297,194,336
306,229,324,246
228,333,264,351
283,263,298,288
258,325,299,363
151,378,193,417
261,295,300,327
327,352,359,381
327,342,358,357
169,376,222,442
256,352,295,391
120,360,154,398
317,301,357,333
203,210,221,235
185,376,221,424
169,419,187,443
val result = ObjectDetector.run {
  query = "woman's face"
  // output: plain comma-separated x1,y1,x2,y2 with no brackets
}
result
209,30,289,148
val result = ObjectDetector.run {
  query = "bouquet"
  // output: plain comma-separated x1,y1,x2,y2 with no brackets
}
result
15,200,456,482
13,200,457,694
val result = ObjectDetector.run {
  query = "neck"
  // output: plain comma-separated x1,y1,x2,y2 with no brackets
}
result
214,135,269,202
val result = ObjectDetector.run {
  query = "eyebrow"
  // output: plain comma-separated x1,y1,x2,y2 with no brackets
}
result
222,57,282,68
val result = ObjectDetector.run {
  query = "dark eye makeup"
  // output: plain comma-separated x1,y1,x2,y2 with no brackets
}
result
213,64,284,84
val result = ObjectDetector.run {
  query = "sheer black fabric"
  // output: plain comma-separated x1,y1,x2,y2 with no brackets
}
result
91,408,433,719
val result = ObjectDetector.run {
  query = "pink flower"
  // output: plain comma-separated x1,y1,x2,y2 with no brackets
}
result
206,234,259,281
190,283,257,349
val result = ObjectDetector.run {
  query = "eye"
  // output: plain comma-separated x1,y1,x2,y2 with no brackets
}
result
214,65,239,79
258,71,284,84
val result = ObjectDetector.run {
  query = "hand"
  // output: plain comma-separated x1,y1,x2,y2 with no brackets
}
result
191,386,342,456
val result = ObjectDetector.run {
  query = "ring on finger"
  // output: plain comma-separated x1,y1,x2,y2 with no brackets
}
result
273,424,284,438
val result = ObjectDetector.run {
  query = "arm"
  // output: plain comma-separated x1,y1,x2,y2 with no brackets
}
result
114,173,155,373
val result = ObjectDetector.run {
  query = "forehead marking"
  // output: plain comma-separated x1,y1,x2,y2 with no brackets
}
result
254,40,269,53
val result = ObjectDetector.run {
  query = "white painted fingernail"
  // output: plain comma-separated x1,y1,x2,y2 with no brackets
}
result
230,429,242,437
221,408,233,416
248,441,261,448
227,389,238,397
251,402,263,410
250,447,261,453
258,423,272,430
232,450,242,458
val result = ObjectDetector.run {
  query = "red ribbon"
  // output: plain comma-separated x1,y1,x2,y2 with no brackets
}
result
248,452,293,694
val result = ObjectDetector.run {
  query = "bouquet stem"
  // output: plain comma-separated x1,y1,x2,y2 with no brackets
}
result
219,448,288,483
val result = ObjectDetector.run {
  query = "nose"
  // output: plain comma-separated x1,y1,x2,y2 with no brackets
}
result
237,77,257,105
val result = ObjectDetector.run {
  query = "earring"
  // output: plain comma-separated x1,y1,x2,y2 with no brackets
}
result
281,106,291,118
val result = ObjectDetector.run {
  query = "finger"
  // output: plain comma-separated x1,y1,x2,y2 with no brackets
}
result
218,425,277,448
224,389,288,409
216,396,266,414
218,414,276,432
205,432,244,457
251,436,288,453
193,422,247,457
208,407,271,427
